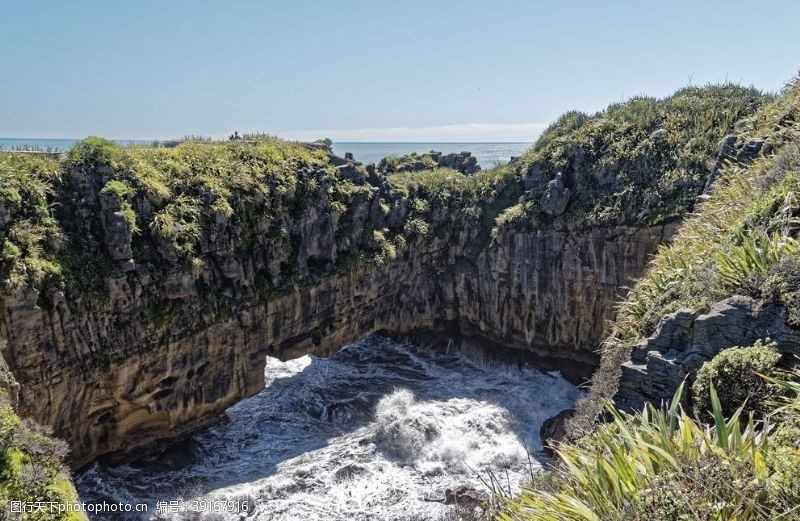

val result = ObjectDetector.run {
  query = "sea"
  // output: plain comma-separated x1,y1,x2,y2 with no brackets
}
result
0,138,530,169
330,142,530,168
75,335,580,520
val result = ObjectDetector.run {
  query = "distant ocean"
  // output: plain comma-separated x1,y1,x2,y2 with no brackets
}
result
332,142,531,169
0,138,531,169
0,137,149,152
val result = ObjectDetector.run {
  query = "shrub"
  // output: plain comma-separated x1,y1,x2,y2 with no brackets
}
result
691,339,781,421
717,232,800,290
510,83,765,231
66,136,124,167
501,375,800,521
0,154,63,287
0,401,79,517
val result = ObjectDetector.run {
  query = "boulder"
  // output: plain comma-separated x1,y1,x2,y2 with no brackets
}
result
539,172,571,216
444,486,489,507
540,408,575,451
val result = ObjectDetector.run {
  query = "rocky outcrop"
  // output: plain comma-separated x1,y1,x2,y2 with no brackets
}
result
615,296,800,410
377,150,481,176
540,408,574,450
0,151,675,469
453,224,677,359
435,151,480,176
539,173,571,216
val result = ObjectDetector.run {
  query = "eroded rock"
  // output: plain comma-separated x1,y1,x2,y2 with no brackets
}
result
539,173,571,216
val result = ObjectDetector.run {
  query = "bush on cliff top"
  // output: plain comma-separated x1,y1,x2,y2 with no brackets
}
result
379,152,438,173
691,340,782,421
501,84,764,232
0,153,63,288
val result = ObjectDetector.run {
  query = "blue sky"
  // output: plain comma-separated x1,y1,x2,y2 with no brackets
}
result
1,0,798,141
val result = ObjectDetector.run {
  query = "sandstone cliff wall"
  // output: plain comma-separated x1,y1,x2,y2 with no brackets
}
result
0,155,673,468
615,296,800,411
0,222,669,467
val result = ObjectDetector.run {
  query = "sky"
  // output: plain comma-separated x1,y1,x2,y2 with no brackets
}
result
1,0,798,142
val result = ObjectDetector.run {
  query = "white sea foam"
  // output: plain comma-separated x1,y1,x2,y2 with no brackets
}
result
76,335,581,520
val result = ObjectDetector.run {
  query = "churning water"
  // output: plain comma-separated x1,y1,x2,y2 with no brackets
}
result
75,335,580,520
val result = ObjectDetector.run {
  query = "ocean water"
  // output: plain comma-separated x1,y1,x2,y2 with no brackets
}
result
75,335,580,520
0,137,149,152
331,142,531,169
0,138,530,169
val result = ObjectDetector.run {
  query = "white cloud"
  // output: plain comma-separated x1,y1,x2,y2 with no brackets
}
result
274,122,547,142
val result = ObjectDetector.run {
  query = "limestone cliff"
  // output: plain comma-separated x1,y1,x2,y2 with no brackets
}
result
571,77,800,434
0,84,763,473
0,167,670,467
0,151,677,468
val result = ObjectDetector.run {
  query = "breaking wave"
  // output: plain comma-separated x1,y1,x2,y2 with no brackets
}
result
75,335,581,520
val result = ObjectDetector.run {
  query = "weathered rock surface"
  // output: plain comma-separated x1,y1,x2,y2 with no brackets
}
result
615,296,800,410
444,485,489,507
454,224,675,358
435,151,480,176
540,408,574,450
0,158,673,469
539,172,571,216
377,150,481,176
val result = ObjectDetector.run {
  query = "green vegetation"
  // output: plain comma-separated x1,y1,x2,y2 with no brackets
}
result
379,151,439,173
502,84,764,231
691,340,781,421
505,76,800,521
599,78,800,347
0,399,80,519
0,154,63,288
389,165,519,231
501,372,800,520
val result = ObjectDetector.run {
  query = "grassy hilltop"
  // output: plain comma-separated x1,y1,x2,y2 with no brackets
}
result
501,77,800,520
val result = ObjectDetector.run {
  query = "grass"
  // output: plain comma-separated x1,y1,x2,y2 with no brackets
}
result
0,397,77,519
501,370,800,520
503,84,765,231
523,75,800,521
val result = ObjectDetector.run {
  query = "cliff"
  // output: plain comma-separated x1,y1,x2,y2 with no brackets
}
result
572,76,800,433
0,158,672,467
0,84,764,505
502,75,800,521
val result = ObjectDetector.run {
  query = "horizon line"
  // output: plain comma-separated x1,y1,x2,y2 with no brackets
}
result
0,137,536,144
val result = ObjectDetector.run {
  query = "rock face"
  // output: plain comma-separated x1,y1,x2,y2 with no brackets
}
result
435,151,480,176
540,408,574,450
615,296,800,410
444,485,489,507
539,173,571,216
453,225,676,359
0,159,673,469
377,150,481,176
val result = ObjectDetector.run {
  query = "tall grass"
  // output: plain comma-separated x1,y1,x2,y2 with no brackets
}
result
501,373,800,520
